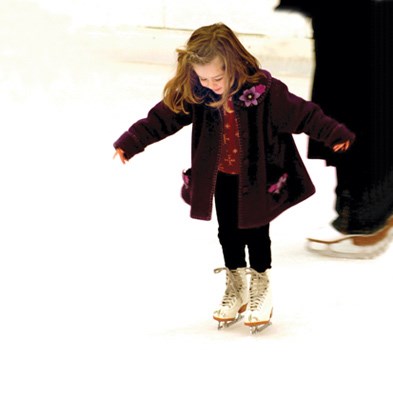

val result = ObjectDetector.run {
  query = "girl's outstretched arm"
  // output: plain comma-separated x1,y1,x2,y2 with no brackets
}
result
113,101,193,161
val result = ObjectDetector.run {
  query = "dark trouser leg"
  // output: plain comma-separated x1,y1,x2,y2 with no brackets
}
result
215,172,272,272
309,4,393,235
244,225,271,273
333,157,393,235
215,173,247,269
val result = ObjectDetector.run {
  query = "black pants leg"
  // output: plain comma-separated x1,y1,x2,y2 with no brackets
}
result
244,225,271,272
214,172,271,272
309,4,393,235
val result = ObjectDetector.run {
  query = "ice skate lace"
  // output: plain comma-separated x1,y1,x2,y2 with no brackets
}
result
246,268,269,312
214,267,242,308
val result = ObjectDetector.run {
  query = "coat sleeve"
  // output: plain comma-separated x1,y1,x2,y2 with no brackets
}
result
268,78,356,148
113,101,193,160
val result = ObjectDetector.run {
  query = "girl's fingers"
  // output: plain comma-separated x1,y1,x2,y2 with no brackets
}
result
333,140,350,152
113,149,127,164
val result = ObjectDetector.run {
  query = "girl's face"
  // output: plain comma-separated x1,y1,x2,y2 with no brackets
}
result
192,56,227,95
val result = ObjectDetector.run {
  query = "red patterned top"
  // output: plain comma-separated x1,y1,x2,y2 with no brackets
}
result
218,99,241,175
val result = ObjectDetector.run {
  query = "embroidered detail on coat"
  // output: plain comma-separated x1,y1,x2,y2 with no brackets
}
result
268,173,288,194
239,84,267,107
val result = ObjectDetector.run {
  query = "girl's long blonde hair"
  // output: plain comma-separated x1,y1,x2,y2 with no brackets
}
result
163,23,265,114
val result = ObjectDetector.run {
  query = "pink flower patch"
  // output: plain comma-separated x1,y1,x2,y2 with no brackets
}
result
239,84,266,107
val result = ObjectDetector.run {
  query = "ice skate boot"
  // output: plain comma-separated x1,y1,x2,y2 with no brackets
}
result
306,216,393,259
213,267,248,329
244,269,273,334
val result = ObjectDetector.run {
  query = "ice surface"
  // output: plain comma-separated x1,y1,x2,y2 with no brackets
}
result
1,2,392,400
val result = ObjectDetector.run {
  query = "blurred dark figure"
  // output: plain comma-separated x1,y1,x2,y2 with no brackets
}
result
276,0,393,258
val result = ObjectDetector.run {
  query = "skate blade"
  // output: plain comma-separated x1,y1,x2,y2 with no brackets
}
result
244,310,273,334
306,229,393,259
214,303,248,330
216,313,244,330
246,321,272,335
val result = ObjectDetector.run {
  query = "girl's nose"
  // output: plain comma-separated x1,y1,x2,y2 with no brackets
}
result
209,81,219,90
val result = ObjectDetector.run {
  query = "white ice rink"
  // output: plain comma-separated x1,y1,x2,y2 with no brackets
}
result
1,1,393,399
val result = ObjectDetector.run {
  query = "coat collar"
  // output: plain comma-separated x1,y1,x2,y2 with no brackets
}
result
195,69,272,109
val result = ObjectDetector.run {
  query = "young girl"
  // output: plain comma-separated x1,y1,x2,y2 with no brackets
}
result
113,23,354,332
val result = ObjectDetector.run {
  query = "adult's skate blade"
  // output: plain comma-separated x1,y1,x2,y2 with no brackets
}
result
306,236,390,259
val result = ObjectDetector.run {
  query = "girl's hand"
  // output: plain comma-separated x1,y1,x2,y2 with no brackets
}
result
113,148,128,164
333,140,351,153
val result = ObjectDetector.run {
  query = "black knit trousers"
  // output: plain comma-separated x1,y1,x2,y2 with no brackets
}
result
214,172,271,272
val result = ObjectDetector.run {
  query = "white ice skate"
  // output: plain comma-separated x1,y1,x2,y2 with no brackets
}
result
244,269,273,334
213,267,248,329
306,217,393,259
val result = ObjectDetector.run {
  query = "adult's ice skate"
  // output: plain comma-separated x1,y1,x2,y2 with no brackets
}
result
306,216,393,259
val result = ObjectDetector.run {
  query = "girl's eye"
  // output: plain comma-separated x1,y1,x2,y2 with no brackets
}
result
199,77,223,83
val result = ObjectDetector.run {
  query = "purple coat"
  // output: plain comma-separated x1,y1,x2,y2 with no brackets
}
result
114,70,355,229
